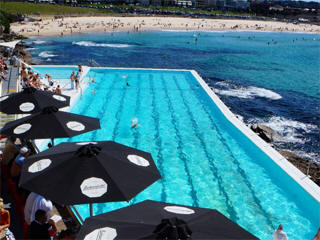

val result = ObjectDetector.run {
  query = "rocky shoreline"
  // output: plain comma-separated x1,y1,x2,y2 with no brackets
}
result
251,124,320,186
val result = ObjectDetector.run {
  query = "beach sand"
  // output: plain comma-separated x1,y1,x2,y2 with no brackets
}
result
11,16,320,36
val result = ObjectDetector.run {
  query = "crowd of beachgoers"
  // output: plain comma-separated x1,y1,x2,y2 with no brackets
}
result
20,64,61,94
10,16,320,37
19,64,83,94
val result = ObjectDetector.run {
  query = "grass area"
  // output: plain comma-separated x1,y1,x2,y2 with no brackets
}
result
0,1,254,17
0,1,114,15
85,3,255,16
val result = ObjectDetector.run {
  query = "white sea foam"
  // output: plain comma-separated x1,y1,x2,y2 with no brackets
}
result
25,48,36,51
33,40,47,44
72,41,130,48
38,51,57,58
248,116,317,144
214,85,282,100
235,114,244,122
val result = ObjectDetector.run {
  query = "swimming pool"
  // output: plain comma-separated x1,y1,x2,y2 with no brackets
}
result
34,66,320,239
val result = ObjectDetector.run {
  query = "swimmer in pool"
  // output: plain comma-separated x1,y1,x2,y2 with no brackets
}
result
131,118,139,128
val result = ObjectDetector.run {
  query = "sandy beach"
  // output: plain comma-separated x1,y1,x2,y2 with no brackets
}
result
11,16,320,36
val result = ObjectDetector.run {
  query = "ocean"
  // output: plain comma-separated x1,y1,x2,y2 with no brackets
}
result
26,30,320,164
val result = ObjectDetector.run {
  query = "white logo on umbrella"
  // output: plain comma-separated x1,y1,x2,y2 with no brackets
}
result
127,155,150,167
76,142,97,145
53,95,67,102
0,96,9,102
19,102,35,112
84,227,117,240
28,159,52,173
66,121,85,131
13,123,32,134
164,206,195,215
80,177,108,198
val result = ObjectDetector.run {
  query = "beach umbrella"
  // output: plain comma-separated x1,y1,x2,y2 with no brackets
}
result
76,200,258,240
0,106,100,143
0,87,70,114
19,141,161,216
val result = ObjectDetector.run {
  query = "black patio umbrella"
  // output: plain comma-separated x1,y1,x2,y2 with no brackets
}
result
76,200,258,239
0,87,70,114
0,107,100,143
19,141,161,216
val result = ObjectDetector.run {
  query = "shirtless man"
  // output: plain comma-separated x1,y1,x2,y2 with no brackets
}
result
20,65,28,88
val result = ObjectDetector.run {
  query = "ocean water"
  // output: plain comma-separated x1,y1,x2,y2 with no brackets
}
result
26,30,320,164
33,67,320,239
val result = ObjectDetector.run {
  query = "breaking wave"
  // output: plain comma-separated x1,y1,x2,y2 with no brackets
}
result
39,51,57,58
214,83,282,100
72,41,131,48
33,40,47,44
248,116,317,144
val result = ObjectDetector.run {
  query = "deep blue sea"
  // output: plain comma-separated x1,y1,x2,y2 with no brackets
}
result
26,30,320,164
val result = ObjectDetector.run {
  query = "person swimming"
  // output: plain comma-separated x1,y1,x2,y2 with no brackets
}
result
131,118,139,128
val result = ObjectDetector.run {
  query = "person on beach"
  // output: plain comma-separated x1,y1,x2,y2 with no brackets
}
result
70,71,75,89
272,224,287,240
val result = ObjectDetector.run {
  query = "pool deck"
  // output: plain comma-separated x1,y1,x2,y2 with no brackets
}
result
33,65,320,205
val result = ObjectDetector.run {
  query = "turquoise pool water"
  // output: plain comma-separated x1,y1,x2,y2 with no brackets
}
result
35,67,319,239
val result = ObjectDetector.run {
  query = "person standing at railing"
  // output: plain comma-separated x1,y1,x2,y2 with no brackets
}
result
75,72,79,91
70,71,75,90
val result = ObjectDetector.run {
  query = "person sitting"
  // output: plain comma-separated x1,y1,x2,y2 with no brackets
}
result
10,147,30,181
55,85,62,94
273,224,288,240
29,209,57,239
0,198,15,240
24,192,53,225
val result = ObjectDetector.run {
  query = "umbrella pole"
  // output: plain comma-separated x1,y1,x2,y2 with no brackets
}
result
51,138,54,146
89,203,93,217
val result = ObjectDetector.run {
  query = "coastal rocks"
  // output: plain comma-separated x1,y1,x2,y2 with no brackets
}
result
278,150,320,186
250,124,280,143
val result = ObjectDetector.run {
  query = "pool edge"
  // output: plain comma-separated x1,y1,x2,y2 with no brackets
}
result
190,70,320,204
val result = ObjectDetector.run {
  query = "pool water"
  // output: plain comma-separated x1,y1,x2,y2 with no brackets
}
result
36,67,319,239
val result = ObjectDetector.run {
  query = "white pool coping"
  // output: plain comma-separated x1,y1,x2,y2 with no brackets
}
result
33,65,320,204
190,70,320,204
